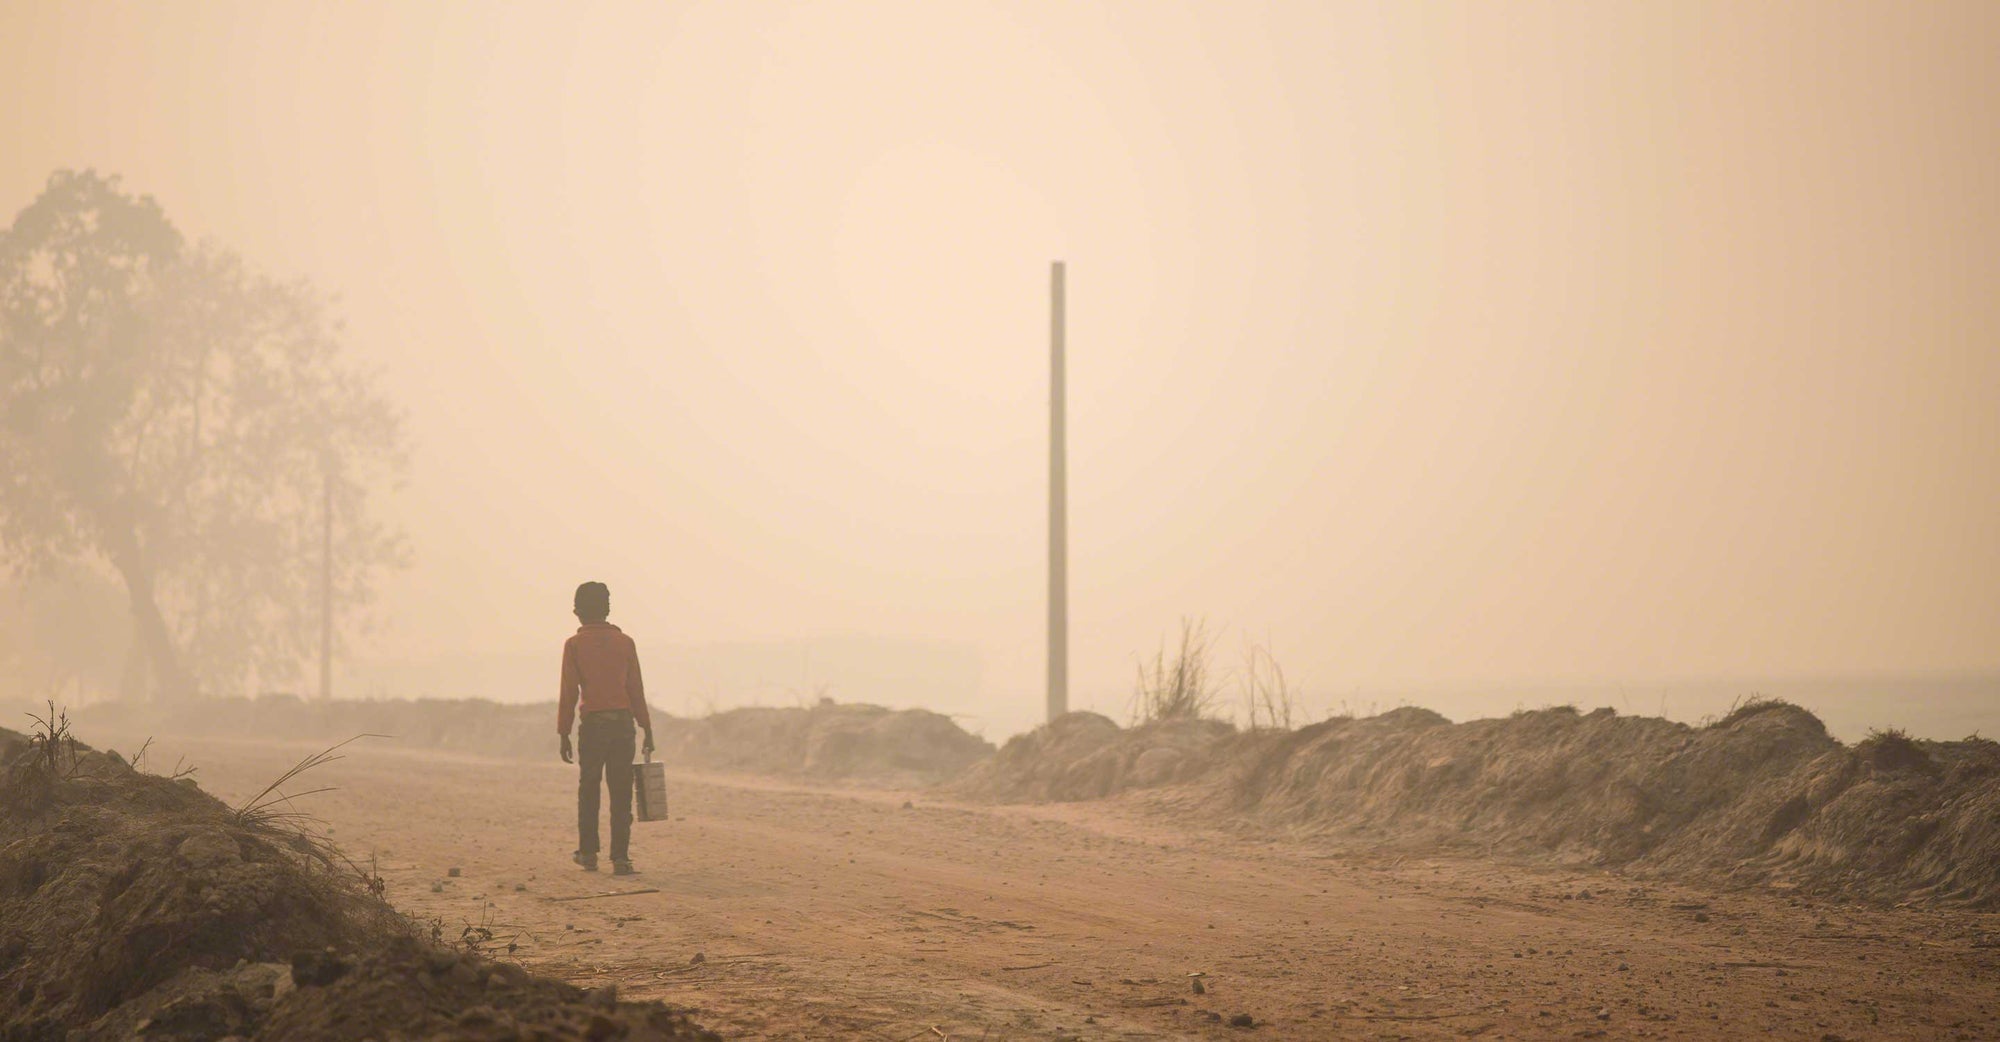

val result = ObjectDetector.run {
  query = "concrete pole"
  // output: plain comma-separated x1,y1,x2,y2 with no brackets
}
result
1048,261,1068,723
320,464,333,702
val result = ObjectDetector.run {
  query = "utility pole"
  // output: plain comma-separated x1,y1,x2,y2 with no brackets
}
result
320,462,333,702
1048,261,1068,723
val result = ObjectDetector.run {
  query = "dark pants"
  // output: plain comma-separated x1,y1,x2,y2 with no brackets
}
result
577,710,636,862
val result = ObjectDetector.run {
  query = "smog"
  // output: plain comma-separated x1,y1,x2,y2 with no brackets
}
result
3,4,1997,1039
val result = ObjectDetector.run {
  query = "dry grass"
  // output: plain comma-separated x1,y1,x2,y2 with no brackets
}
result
1237,638,1296,731
1859,726,1932,772
1132,617,1219,723
1707,693,1800,729
232,733,382,830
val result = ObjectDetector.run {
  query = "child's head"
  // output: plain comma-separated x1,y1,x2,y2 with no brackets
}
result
573,581,610,623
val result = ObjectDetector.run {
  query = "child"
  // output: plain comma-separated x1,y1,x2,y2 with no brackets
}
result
556,581,655,875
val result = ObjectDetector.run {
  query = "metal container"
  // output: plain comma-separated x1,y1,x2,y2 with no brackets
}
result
635,752,669,822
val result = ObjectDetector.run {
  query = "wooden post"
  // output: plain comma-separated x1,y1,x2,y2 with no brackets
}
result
1048,261,1068,723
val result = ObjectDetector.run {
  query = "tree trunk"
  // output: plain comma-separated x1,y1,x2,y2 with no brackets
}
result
108,544,191,702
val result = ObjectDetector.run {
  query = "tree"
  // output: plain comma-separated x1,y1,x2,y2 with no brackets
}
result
0,170,406,699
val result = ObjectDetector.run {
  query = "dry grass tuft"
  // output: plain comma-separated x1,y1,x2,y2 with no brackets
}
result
1859,726,1933,772
1132,617,1219,723
1237,638,1295,730
1709,693,1795,729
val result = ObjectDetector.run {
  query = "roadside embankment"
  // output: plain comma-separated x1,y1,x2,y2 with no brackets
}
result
0,724,722,1041
54,696,994,786
949,702,2000,909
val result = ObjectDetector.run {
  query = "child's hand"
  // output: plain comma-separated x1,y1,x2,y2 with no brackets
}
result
559,734,573,764
641,728,656,757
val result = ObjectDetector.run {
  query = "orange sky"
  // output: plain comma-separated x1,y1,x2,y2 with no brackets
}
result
4,2,1996,729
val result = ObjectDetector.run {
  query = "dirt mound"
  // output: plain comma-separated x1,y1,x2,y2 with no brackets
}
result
0,726,720,1041
953,702,2000,908
661,701,993,784
0,733,387,1039
950,711,1228,801
257,936,716,1042
65,696,992,783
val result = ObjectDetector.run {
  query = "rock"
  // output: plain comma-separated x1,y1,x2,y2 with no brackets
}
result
431,880,445,893
1694,911,1710,923
690,952,706,964
1192,978,1206,995
1596,1008,1612,1021
1228,1012,1255,1028
485,962,529,989
1576,889,1593,900
902,800,914,809
447,866,462,878
290,950,351,988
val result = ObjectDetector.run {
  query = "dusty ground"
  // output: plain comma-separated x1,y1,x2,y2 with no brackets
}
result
116,735,1999,1041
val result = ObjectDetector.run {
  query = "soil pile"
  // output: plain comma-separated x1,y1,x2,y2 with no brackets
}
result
948,711,1230,801
60,696,993,784
952,702,2000,908
256,938,715,1042
0,725,720,1041
658,701,992,784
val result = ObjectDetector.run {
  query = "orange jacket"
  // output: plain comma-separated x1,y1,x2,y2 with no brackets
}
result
557,622,652,734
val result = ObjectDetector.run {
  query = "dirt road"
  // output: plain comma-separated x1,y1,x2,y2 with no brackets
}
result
140,736,1997,1041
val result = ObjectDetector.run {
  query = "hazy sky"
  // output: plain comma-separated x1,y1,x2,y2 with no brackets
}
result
4,2,1997,725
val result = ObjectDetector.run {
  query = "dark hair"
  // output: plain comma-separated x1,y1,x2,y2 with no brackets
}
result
573,581,610,621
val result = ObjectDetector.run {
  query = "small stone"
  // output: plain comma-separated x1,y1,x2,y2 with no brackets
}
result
902,800,914,809
690,952,706,964
1192,978,1205,994
1576,889,1593,900
1227,1012,1255,1028
447,867,462,878
514,884,527,892
1617,962,1630,972
1597,1008,1612,1021
431,881,445,893
1694,912,1710,923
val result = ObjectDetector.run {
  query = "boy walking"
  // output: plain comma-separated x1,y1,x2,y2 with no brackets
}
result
557,581,655,875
